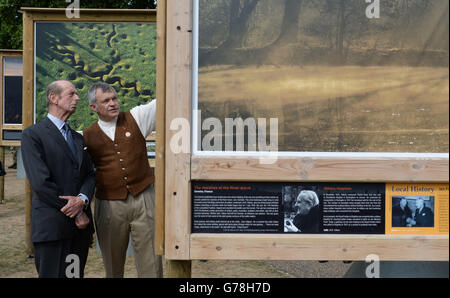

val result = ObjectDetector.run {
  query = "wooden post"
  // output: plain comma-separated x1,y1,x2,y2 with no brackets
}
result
165,260,192,278
154,0,167,256
22,11,34,257
0,147,4,204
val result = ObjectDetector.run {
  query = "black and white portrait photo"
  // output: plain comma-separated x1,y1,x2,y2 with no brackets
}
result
392,196,434,228
284,188,320,233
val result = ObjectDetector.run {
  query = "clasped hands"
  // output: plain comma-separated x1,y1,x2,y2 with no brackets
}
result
60,196,89,230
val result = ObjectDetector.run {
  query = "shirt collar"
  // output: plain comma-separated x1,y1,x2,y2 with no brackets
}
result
47,113,66,131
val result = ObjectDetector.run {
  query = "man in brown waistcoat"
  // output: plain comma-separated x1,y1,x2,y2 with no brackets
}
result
83,82,162,278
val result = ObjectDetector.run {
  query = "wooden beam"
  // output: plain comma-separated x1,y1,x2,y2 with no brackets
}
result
191,156,449,182
0,147,4,204
0,54,3,143
155,0,167,256
19,8,156,22
20,7,155,13
165,260,192,278
190,234,449,261
164,0,192,260
22,11,34,257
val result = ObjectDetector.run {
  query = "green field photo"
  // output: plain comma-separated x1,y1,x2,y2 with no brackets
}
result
35,22,156,130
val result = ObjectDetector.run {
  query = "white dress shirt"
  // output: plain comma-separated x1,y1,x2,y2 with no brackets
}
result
47,113,69,141
97,99,156,141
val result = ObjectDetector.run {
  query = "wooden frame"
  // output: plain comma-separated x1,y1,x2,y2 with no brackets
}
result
164,0,449,261
0,50,23,147
21,7,163,255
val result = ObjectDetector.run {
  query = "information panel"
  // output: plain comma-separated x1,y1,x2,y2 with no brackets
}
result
192,182,448,235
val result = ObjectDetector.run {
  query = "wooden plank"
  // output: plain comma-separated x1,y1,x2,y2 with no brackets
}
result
145,132,156,142
0,147,4,204
0,55,3,147
22,11,34,257
0,50,23,53
164,0,192,260
20,8,155,13
190,234,449,261
3,125,23,130
20,8,156,22
165,260,192,278
0,141,21,147
0,54,3,135
191,156,449,182
154,0,167,256
148,159,155,168
21,12,34,131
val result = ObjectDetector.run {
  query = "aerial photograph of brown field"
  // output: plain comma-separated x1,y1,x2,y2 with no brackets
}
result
198,0,449,153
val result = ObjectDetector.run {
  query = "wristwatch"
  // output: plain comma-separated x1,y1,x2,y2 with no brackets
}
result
79,195,89,208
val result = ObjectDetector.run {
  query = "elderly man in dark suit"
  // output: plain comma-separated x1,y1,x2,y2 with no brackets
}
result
411,198,434,227
21,80,96,278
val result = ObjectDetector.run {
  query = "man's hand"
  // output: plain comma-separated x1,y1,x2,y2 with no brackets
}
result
60,196,84,218
75,212,90,230
284,219,299,232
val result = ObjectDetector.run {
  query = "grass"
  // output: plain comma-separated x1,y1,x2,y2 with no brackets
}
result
198,65,449,153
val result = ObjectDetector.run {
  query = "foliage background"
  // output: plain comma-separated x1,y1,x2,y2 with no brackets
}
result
0,0,156,49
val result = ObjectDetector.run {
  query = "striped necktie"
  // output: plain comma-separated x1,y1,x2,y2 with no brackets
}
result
63,123,79,164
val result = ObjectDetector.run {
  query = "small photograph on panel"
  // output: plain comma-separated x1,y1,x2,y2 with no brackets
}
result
283,186,320,233
392,196,435,228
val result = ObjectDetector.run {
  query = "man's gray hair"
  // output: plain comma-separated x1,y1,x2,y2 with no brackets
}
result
46,81,63,106
297,190,319,207
88,82,117,106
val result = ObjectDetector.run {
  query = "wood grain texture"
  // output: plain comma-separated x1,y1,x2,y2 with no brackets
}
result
190,234,449,261
191,156,449,182
22,12,34,256
164,0,192,260
154,0,166,256
165,260,192,278
0,147,4,204
19,8,156,22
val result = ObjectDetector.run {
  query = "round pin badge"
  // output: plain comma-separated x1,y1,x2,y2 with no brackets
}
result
125,132,131,137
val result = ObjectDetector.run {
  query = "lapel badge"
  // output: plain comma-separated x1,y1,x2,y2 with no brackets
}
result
125,131,131,137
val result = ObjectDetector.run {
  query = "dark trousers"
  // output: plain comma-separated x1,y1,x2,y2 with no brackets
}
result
33,230,90,278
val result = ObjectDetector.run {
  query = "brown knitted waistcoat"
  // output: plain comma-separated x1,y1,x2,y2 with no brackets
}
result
83,111,154,200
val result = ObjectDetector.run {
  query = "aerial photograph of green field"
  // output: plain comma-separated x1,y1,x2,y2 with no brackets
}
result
35,22,156,130
198,0,449,153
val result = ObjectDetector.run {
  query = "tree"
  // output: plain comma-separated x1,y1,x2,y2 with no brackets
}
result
315,0,369,64
0,0,156,49
269,0,303,47
217,0,260,51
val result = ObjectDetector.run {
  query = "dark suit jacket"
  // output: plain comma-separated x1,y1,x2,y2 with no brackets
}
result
21,117,96,243
293,205,320,233
392,204,413,227
414,206,434,227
